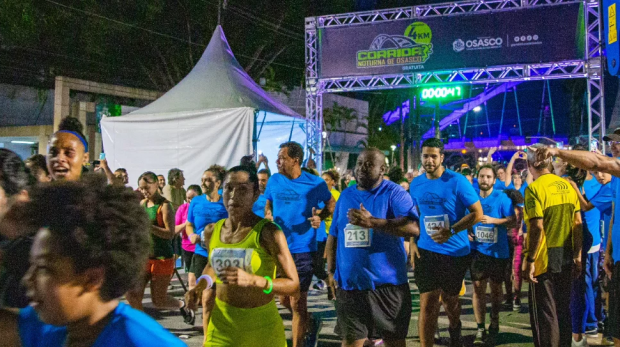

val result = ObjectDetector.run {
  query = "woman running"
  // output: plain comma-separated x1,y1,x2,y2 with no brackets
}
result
126,172,194,324
0,175,185,346
176,184,202,290
186,166,299,347
46,117,89,181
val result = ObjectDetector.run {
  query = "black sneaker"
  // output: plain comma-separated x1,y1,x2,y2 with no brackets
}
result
179,301,195,326
502,299,513,310
513,298,522,312
305,316,322,347
448,321,463,347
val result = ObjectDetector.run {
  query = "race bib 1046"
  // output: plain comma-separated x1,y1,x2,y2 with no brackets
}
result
475,226,498,243
210,248,254,276
343,224,371,248
424,214,450,236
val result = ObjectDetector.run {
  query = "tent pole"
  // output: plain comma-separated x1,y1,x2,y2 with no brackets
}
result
288,120,295,142
252,109,258,158
257,111,267,140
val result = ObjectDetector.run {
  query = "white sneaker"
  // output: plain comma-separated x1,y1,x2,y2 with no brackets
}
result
571,336,588,347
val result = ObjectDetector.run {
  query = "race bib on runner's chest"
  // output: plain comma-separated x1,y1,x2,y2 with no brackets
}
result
424,215,450,236
210,248,254,277
343,224,371,248
475,226,498,243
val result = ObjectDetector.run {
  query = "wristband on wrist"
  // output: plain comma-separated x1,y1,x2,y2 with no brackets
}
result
526,256,536,263
263,276,273,294
196,275,213,289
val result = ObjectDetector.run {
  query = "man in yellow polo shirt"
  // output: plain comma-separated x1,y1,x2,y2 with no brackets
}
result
523,144,583,347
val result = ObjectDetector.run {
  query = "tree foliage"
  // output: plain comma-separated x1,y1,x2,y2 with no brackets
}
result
0,0,353,91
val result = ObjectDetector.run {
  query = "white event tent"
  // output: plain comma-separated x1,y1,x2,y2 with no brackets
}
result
101,26,306,186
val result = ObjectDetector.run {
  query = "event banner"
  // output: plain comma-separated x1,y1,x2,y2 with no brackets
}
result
318,3,584,78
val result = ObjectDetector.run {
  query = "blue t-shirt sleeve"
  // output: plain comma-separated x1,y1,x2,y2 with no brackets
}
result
391,187,418,221
264,178,274,202
316,180,333,203
456,176,480,207
330,201,340,238
501,195,515,218
187,198,196,224
591,184,613,211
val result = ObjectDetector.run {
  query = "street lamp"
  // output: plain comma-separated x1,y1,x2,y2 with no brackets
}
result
473,106,482,113
390,145,396,165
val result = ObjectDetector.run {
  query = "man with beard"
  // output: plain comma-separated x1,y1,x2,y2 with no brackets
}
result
326,148,419,347
264,141,336,347
253,169,270,218
469,165,516,345
409,138,483,347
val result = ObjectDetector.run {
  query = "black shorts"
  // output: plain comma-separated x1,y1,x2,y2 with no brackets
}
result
470,251,509,283
608,261,620,339
190,253,209,276
292,252,315,292
414,248,471,296
335,283,412,342
182,249,194,273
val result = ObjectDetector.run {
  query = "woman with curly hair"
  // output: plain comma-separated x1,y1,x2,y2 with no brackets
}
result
125,172,194,324
0,175,185,346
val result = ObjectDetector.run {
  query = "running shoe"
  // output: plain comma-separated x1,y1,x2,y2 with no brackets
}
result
179,300,195,326
513,298,522,312
473,329,486,346
305,316,322,347
571,336,588,346
584,327,598,338
448,321,463,347
312,280,326,291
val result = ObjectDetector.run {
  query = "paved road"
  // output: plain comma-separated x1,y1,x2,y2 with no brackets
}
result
135,270,610,346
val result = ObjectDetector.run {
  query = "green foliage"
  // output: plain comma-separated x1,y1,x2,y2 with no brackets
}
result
323,102,358,131
0,0,356,90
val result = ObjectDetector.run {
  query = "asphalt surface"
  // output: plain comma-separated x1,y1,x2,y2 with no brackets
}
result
133,269,612,346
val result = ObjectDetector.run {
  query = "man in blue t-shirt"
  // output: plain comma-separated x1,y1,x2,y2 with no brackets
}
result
469,165,516,345
252,169,270,218
326,148,419,346
264,141,335,347
410,138,483,347
569,171,607,339
532,138,620,345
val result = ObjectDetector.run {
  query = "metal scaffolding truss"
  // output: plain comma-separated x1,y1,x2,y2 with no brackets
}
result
305,0,605,168
317,0,580,28
318,61,587,93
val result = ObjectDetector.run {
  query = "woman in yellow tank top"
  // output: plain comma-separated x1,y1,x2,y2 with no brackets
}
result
186,165,300,347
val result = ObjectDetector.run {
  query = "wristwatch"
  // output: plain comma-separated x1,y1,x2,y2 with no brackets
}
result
526,256,536,263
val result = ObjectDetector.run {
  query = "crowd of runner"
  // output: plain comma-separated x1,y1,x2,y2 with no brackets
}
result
0,116,619,347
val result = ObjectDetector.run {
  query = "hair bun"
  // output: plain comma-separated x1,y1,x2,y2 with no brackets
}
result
58,117,85,135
